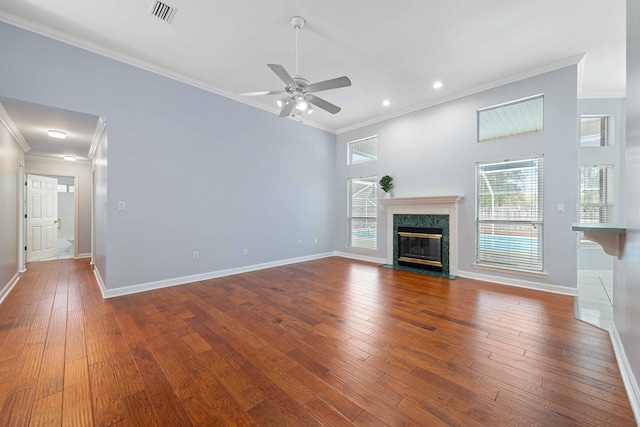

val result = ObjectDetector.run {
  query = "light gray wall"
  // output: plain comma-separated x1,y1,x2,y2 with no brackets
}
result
615,0,640,403
0,22,336,290
25,159,92,255
0,118,24,293
577,98,626,270
337,66,579,289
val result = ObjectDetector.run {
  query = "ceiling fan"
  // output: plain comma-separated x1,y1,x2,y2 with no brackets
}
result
240,16,351,118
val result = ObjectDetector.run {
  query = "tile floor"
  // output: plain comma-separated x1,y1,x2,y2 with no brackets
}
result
575,270,613,330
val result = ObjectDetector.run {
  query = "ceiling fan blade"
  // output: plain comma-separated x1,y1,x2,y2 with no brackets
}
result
307,95,341,114
279,99,296,117
306,76,352,93
268,64,297,88
239,90,288,96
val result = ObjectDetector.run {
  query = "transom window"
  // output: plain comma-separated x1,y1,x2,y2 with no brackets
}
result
348,136,377,165
580,116,609,147
347,176,377,250
476,157,544,272
478,94,544,142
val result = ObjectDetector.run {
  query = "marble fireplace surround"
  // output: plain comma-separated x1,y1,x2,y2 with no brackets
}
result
379,196,462,276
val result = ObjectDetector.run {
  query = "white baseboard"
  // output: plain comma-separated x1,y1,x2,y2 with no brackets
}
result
609,323,640,426
0,272,20,305
93,266,107,299
334,251,387,265
101,252,336,299
75,253,92,259
457,269,578,296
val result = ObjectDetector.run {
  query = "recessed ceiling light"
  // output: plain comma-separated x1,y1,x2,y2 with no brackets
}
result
433,81,443,89
382,99,390,106
48,130,67,139
63,156,77,161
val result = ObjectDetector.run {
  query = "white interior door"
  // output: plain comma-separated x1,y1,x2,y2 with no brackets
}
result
26,175,58,262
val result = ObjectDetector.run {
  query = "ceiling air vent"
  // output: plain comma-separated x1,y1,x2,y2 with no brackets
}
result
149,1,176,24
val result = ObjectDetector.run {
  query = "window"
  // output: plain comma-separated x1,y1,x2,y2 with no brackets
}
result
579,165,613,245
476,157,544,272
348,176,377,250
348,136,377,165
478,94,544,142
57,184,74,193
580,116,609,147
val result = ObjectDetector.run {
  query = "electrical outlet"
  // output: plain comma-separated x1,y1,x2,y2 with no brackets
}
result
192,251,198,260
297,240,302,246
243,249,248,256
118,201,126,210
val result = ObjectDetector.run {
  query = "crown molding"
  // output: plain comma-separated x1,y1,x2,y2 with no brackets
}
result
25,154,91,165
0,100,30,152
337,53,586,134
0,13,335,135
88,118,106,160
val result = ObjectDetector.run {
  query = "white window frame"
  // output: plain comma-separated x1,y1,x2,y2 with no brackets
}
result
477,94,544,142
475,157,544,274
347,176,377,250
579,165,613,247
348,136,378,165
580,116,610,147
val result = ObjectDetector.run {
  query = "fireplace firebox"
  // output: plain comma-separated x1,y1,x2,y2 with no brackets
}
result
397,226,443,272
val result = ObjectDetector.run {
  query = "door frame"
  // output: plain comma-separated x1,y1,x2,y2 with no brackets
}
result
23,171,80,260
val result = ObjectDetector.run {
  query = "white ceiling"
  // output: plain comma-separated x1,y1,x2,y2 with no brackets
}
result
0,0,626,136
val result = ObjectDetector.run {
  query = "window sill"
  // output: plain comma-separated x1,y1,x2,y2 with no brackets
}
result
472,263,548,279
345,247,378,254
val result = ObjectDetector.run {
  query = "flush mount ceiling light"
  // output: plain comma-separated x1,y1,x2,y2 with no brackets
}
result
63,155,77,161
240,16,352,118
382,99,391,106
48,130,67,139
433,81,443,89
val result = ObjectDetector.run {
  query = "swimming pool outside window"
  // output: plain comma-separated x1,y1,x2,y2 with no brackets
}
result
348,176,377,250
476,157,544,272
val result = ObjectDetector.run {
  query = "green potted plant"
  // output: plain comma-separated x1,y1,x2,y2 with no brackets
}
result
379,175,394,198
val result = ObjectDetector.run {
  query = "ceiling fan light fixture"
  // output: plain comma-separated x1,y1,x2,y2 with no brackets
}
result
48,130,66,139
296,99,309,111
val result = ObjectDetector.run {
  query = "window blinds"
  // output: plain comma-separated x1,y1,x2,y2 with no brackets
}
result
476,157,544,271
580,165,612,223
348,177,378,250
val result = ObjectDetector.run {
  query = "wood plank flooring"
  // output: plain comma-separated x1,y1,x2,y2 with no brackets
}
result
0,257,636,426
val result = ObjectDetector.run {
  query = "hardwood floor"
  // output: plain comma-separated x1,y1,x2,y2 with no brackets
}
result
0,257,636,426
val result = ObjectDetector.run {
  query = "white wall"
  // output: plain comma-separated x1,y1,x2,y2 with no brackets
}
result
0,22,337,292
93,129,108,285
337,66,579,292
0,115,25,299
25,158,92,256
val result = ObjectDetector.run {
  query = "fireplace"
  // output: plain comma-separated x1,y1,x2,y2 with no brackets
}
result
380,196,462,277
397,226,443,272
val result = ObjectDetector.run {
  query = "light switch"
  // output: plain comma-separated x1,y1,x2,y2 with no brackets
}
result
118,201,126,210
556,203,564,213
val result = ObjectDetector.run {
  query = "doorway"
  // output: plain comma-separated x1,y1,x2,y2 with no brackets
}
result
25,173,78,262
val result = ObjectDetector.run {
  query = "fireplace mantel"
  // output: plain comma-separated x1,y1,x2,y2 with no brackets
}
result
380,196,462,275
